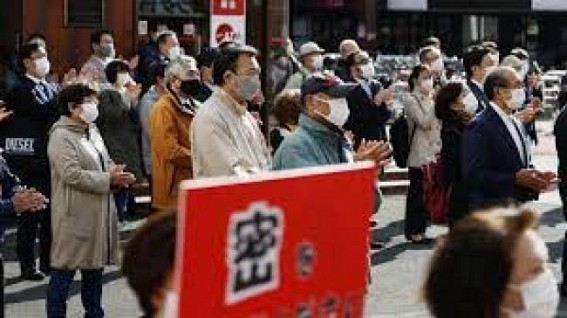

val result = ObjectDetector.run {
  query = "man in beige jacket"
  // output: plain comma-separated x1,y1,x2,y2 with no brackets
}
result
191,44,271,178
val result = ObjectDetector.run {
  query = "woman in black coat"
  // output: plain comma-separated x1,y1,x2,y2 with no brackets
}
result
435,82,473,227
97,60,143,221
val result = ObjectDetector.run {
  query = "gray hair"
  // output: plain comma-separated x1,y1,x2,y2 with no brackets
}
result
484,66,516,100
165,55,198,83
500,55,523,73
156,30,177,44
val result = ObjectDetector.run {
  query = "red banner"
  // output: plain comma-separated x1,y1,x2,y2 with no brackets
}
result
212,0,246,15
173,163,376,317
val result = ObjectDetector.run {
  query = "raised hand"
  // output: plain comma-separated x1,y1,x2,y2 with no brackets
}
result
0,106,13,122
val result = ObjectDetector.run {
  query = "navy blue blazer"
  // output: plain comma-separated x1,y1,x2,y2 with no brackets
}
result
344,80,392,148
461,105,538,208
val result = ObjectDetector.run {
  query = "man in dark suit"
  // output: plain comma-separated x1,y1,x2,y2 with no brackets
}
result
555,103,567,295
136,30,179,95
194,48,220,103
0,43,59,280
462,67,556,209
462,46,497,115
344,51,393,148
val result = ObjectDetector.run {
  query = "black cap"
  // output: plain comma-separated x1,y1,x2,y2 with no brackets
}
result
300,73,356,102
197,48,220,68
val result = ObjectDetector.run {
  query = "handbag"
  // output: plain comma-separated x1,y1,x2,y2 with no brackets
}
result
422,157,449,224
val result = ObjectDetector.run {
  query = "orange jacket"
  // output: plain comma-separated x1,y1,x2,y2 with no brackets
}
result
149,91,198,210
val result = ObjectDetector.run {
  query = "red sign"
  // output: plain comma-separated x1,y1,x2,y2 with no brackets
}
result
173,163,376,317
215,23,236,44
212,0,246,15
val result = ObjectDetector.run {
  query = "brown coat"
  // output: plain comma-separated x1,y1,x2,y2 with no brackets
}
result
47,117,119,270
149,91,198,210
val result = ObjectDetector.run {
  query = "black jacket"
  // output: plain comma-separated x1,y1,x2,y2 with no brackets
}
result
462,105,538,208
344,79,392,147
440,117,469,224
466,79,490,114
0,76,58,190
96,90,144,181
523,86,538,145
136,45,169,95
555,106,567,200
335,59,351,82
193,84,214,103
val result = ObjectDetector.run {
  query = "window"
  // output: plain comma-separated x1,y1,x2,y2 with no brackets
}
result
138,0,200,17
65,0,104,28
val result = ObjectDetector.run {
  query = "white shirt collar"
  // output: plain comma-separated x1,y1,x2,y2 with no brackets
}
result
93,55,112,66
490,102,513,123
205,82,217,92
471,79,484,90
25,74,45,84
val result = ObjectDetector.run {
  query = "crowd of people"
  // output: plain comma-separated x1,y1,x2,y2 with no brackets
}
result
0,27,564,317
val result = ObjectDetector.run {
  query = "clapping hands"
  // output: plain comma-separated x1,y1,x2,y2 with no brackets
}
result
12,187,49,214
110,165,136,188
354,139,393,170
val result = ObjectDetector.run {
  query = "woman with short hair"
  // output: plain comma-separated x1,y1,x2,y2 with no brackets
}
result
423,208,560,318
270,89,301,154
46,84,135,317
401,64,442,243
97,60,143,221
435,82,473,226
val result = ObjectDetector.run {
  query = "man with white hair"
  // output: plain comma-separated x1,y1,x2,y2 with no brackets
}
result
500,53,539,144
336,39,360,81
137,30,181,94
284,41,325,90
149,55,202,210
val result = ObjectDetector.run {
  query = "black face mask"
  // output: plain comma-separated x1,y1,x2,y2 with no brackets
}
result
180,79,202,97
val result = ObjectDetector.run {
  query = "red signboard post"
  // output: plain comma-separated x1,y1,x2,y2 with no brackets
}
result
173,163,376,317
210,0,246,47
212,0,246,15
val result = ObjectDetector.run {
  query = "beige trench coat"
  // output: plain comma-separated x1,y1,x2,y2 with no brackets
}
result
47,116,119,270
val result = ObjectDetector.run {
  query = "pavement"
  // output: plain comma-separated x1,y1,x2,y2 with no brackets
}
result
4,119,567,317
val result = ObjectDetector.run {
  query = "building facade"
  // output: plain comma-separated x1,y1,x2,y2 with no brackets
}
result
289,0,567,67
0,0,289,75
2,0,567,72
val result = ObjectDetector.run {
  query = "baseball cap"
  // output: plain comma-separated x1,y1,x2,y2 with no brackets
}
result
299,42,325,57
300,73,356,102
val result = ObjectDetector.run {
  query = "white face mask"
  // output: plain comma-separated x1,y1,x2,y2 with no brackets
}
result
237,75,262,101
490,53,500,64
312,55,323,71
430,58,444,72
116,72,133,87
506,268,560,318
462,92,479,115
361,63,375,80
34,57,50,78
79,102,99,124
420,78,434,93
316,97,350,128
168,46,181,60
509,88,526,110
